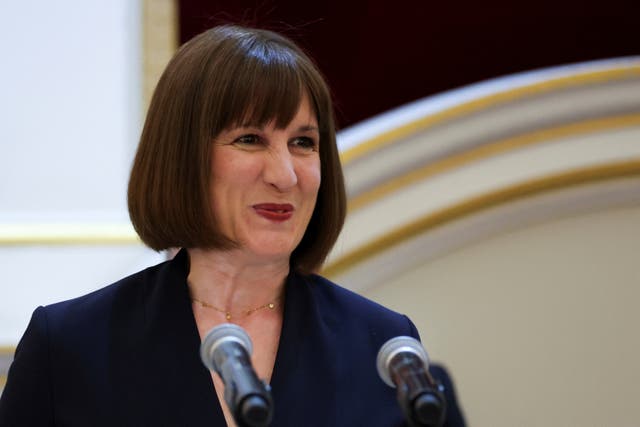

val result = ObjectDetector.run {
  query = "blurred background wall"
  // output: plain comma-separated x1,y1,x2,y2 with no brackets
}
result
0,0,167,390
2,1,639,425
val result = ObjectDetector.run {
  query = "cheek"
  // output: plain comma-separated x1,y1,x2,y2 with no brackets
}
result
302,159,322,194
211,153,257,189
213,152,239,177
209,156,241,215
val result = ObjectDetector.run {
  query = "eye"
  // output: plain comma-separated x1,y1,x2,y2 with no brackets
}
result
234,134,261,145
233,133,264,150
290,136,318,152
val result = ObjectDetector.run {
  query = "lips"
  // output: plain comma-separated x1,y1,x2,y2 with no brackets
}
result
253,203,294,221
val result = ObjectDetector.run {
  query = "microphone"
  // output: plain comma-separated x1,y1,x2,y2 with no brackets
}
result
377,336,446,427
200,323,273,427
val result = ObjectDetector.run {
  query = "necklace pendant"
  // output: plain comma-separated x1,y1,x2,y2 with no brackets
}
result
225,312,232,321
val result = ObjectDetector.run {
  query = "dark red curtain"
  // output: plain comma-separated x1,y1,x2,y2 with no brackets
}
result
177,0,640,128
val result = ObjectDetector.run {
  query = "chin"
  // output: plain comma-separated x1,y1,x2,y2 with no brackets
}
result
247,240,298,262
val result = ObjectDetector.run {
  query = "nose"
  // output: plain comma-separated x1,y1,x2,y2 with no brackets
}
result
263,146,297,191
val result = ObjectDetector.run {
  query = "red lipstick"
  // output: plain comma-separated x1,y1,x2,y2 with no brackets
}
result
253,203,294,221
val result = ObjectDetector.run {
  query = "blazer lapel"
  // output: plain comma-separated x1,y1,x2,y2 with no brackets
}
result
109,250,225,425
269,273,342,426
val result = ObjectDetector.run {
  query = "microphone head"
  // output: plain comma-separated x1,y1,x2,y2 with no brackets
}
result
376,336,429,387
200,323,253,372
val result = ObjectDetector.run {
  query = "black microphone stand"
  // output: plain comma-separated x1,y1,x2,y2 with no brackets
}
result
200,323,273,427
389,352,447,427
216,342,273,427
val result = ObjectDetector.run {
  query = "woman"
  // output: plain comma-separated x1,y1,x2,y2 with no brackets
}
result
0,25,464,426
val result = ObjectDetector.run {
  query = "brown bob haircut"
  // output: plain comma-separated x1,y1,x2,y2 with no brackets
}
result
128,25,346,274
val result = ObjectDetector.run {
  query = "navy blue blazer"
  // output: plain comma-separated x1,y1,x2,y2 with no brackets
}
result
0,250,465,426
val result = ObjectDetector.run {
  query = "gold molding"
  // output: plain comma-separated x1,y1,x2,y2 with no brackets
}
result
142,0,178,112
340,64,640,165
0,346,13,390
349,112,640,212
322,160,640,278
0,224,140,246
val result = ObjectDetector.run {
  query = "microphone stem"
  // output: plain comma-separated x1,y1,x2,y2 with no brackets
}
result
389,353,446,427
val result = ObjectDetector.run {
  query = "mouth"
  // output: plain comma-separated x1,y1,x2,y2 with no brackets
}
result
253,203,294,221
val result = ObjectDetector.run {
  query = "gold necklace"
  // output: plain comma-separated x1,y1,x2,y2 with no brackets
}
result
191,295,281,321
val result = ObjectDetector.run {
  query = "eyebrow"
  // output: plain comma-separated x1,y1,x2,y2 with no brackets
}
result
237,124,320,133
297,125,320,133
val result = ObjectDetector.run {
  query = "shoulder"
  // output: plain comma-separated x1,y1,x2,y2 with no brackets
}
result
302,274,398,315
36,256,178,342
294,273,419,339
44,260,165,320
8,257,180,394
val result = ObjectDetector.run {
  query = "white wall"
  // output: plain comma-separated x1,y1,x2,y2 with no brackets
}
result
0,1,140,220
0,1,163,346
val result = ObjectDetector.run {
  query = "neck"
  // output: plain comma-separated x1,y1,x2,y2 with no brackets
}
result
186,247,289,313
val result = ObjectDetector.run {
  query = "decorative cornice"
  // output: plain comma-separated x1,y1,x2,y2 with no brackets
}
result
0,224,139,245
348,113,640,212
322,160,640,277
339,63,640,165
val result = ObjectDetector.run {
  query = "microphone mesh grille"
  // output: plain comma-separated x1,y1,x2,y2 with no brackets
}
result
376,336,429,387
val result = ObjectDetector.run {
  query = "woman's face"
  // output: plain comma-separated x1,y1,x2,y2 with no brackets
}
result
209,96,321,263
